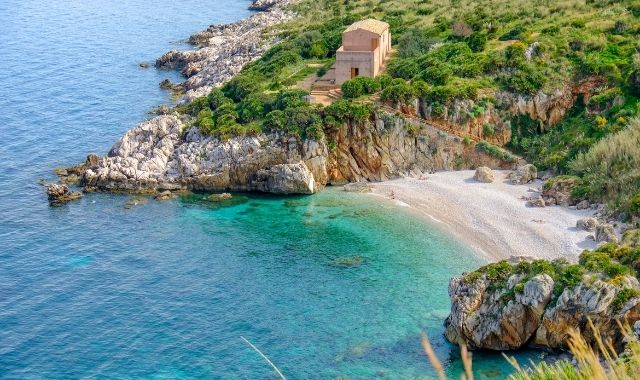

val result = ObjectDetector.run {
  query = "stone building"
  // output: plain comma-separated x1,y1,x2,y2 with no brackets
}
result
335,19,391,86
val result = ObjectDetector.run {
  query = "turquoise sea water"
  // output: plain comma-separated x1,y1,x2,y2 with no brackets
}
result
0,1,543,378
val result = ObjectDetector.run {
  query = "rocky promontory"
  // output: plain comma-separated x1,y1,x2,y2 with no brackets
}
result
444,244,640,352
156,0,298,101
73,111,513,195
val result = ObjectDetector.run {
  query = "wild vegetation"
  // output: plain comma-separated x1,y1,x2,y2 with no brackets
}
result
424,322,640,380
176,0,639,215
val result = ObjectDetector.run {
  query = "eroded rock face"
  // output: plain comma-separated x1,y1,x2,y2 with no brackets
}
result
445,274,554,350
534,277,640,350
445,268,640,351
474,166,494,183
79,111,514,195
250,162,316,194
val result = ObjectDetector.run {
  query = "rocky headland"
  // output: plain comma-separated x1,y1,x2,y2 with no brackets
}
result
156,0,298,101
444,248,640,353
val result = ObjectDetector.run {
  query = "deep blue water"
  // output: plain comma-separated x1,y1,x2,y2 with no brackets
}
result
0,1,541,378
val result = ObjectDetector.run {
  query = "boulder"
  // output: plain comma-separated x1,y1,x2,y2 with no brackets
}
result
576,200,590,210
46,184,82,205
595,224,618,243
251,162,316,194
542,176,580,207
527,197,546,207
576,217,598,232
509,164,537,184
473,166,495,183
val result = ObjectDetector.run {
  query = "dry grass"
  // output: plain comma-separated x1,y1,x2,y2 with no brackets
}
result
422,319,640,380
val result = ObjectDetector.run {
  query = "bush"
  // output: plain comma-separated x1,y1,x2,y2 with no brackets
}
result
570,118,640,213
476,141,519,162
418,64,452,85
381,82,415,106
466,32,487,52
341,77,381,99
341,78,364,99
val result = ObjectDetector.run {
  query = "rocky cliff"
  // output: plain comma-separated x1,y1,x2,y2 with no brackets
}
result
413,76,607,147
445,249,640,352
75,111,514,194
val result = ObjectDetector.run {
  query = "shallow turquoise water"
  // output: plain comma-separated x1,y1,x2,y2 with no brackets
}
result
0,1,542,378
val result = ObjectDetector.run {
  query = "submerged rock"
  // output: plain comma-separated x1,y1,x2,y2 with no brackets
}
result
154,190,177,201
46,184,82,205
473,166,494,183
343,182,374,193
208,193,233,201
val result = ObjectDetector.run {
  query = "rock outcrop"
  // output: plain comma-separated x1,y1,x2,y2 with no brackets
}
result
156,0,297,101
445,259,640,352
78,112,514,195
445,273,554,350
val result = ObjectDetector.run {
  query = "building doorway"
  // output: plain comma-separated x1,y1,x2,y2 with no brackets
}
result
350,67,359,78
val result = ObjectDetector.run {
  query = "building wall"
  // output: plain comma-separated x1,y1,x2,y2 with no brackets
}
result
334,26,391,86
335,49,375,85
342,29,380,52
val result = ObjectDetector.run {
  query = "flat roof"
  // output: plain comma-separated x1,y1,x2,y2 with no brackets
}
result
345,19,389,35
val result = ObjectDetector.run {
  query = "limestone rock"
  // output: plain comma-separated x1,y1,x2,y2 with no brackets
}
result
473,166,494,183
446,262,640,352
444,273,554,350
251,162,316,194
46,184,82,205
595,224,618,243
534,276,640,349
542,177,579,207
509,164,537,184
577,217,598,232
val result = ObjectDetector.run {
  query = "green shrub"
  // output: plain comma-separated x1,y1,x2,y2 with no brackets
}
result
611,288,640,312
476,141,518,162
467,32,487,52
381,82,415,106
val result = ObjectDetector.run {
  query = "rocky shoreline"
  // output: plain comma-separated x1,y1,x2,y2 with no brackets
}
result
155,0,298,102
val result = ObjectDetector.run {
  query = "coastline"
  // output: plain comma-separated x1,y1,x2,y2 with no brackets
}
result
367,170,598,262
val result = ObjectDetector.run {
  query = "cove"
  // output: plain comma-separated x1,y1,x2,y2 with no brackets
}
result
1,0,542,378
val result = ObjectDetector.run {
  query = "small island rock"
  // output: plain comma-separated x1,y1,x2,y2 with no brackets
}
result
46,184,82,205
